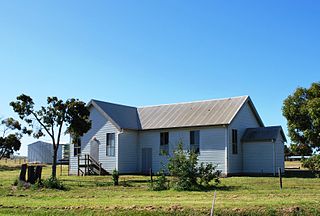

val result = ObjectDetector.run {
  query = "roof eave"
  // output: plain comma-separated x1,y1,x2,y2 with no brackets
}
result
139,123,229,131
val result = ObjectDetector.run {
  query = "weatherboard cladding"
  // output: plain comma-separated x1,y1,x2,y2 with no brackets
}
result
91,96,251,130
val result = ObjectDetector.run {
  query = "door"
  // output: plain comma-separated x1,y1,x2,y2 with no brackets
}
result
90,139,99,162
142,148,152,174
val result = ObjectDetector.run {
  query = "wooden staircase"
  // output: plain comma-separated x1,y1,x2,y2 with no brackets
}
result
77,154,109,176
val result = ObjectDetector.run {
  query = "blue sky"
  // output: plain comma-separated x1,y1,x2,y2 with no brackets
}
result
0,1,319,156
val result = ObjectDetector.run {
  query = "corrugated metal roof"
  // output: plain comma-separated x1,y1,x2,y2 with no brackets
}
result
89,96,256,130
242,126,287,142
137,96,249,130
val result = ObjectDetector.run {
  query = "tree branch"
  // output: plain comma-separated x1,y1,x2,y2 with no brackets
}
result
30,111,54,140
56,111,66,149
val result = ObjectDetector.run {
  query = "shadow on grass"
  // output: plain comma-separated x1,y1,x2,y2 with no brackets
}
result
0,165,21,171
284,169,319,178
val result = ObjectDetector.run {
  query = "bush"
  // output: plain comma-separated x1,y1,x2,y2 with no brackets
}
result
112,169,119,186
168,142,220,191
302,155,320,173
151,169,168,191
42,176,66,190
198,163,221,187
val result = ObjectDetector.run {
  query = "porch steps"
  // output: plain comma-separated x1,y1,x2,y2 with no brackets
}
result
77,154,109,176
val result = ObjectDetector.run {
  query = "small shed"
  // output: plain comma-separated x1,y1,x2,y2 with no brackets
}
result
27,141,64,164
242,126,287,175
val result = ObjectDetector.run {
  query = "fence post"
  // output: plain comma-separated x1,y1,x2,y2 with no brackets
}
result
210,191,217,216
278,167,283,190
35,166,42,182
150,168,153,183
77,153,80,176
19,164,27,181
27,166,36,184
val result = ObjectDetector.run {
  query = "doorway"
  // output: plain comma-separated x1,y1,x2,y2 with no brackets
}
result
142,148,152,174
90,139,99,162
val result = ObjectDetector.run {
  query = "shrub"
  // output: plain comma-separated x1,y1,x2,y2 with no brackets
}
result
302,155,320,173
151,169,168,191
168,142,220,191
198,162,221,187
112,169,119,186
42,176,66,190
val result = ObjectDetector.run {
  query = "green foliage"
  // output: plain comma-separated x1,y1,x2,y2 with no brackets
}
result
282,82,320,151
112,169,119,186
42,176,66,190
10,94,92,178
302,155,320,173
168,142,220,191
151,169,168,191
0,118,22,159
289,143,313,156
198,163,221,187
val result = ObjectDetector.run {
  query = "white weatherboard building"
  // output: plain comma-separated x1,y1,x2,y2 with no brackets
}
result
28,141,64,164
69,96,286,176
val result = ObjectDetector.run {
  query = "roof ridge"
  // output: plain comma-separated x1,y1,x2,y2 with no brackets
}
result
138,95,249,109
91,99,138,109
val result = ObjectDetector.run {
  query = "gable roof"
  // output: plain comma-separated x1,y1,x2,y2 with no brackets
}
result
88,96,264,130
242,126,287,143
89,100,141,130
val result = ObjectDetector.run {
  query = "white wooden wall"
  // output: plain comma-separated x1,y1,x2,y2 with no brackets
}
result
138,126,227,174
228,102,262,174
69,107,119,175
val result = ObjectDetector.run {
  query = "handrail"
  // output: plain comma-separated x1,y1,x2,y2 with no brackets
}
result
87,154,100,166
78,154,107,176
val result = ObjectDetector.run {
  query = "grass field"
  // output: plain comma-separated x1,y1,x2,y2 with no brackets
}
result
0,159,319,215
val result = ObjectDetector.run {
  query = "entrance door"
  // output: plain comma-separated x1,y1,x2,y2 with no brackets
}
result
142,148,152,174
90,139,99,162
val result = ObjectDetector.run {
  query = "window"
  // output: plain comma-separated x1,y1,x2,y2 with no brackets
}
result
106,133,115,156
74,138,81,156
160,132,169,155
190,130,200,154
232,129,238,154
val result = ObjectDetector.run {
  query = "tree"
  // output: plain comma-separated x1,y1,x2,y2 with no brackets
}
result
289,143,313,156
282,82,320,151
0,118,22,159
284,144,292,157
10,94,91,178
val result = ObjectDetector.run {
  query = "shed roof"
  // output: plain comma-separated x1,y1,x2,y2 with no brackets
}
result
242,126,287,143
28,141,52,146
88,96,263,130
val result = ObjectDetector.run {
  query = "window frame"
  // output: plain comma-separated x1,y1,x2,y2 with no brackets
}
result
106,133,116,157
74,137,81,156
190,130,200,154
160,132,169,155
232,129,238,154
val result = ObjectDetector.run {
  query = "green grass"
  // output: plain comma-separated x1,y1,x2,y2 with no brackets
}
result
0,159,320,215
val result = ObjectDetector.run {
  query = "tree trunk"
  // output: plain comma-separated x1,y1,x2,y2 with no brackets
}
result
52,148,58,178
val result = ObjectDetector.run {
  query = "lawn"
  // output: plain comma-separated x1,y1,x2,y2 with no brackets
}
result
0,160,319,215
